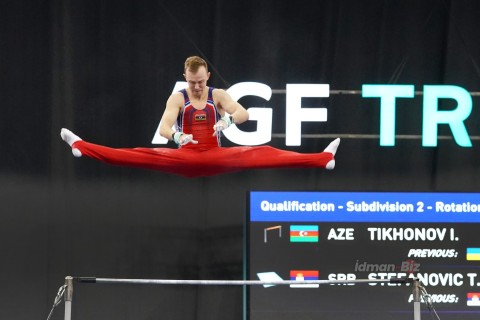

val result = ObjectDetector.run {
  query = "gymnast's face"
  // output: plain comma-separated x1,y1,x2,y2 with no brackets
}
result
184,66,210,99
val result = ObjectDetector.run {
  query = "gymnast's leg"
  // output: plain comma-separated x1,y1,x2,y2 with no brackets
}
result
60,128,205,177
195,138,340,174
61,128,340,177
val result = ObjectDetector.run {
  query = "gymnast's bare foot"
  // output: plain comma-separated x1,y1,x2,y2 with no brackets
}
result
323,138,340,170
60,128,82,157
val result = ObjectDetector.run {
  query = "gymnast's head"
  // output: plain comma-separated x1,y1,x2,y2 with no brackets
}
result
184,56,209,74
184,56,211,97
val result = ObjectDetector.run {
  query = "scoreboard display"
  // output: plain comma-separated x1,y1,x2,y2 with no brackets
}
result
246,191,480,320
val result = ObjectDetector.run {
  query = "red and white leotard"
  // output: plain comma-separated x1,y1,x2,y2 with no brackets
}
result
177,87,221,150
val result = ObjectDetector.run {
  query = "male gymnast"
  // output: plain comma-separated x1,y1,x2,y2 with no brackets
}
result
61,56,340,178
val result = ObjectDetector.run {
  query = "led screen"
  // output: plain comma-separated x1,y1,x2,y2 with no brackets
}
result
246,191,480,320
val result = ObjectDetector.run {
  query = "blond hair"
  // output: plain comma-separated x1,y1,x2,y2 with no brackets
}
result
184,56,208,73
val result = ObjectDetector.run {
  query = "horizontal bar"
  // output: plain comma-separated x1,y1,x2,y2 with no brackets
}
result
75,277,412,286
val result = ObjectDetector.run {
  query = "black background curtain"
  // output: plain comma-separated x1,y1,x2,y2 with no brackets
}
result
1,0,480,319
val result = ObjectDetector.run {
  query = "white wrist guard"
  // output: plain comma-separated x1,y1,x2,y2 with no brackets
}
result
173,132,183,145
221,115,234,127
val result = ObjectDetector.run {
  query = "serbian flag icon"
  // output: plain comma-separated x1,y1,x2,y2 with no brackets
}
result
290,270,319,288
467,293,480,306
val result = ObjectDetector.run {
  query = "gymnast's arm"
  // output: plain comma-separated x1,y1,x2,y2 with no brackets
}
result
159,93,183,141
213,89,249,124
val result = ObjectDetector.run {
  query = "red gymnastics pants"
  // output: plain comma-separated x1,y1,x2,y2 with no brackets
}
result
72,140,334,178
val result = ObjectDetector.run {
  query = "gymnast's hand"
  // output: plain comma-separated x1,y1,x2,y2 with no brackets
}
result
173,132,198,146
212,115,233,136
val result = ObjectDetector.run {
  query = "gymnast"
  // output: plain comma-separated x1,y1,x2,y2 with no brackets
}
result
60,56,340,178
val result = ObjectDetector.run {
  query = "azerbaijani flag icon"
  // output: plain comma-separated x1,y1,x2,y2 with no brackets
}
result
467,293,480,306
466,248,480,261
290,270,319,288
290,225,318,242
